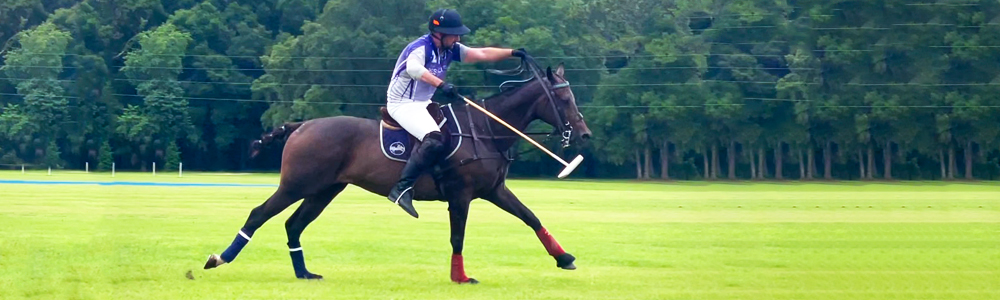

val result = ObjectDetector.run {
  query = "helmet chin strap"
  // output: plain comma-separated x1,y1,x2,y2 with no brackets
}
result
431,32,454,50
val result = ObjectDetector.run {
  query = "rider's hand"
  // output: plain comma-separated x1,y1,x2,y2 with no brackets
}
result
438,81,459,99
511,48,527,58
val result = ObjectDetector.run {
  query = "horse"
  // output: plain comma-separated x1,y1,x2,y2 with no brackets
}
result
203,56,592,284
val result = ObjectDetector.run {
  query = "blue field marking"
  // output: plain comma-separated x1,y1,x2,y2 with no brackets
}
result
0,179,277,187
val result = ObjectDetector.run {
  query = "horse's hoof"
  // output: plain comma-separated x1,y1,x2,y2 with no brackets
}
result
455,278,479,284
556,253,576,270
296,273,324,280
204,254,225,269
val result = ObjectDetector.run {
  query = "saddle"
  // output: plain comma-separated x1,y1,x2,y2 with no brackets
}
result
378,103,463,163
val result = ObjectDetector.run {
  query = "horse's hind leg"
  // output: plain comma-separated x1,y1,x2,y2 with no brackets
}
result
204,187,303,269
284,183,347,279
483,185,577,270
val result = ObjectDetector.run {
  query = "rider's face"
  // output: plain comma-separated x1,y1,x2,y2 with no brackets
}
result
434,33,461,49
443,35,460,48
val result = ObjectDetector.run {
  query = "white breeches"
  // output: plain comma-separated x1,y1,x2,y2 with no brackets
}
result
386,101,440,141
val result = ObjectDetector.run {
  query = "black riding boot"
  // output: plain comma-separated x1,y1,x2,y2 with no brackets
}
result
388,133,446,218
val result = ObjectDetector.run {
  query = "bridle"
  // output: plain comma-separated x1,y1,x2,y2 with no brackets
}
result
489,55,575,148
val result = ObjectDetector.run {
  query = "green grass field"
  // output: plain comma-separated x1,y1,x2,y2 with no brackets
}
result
1,170,998,299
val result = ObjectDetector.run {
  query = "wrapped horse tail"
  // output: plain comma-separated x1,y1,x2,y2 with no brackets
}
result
249,122,304,158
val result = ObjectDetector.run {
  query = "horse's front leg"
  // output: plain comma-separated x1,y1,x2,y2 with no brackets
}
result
447,193,478,284
483,184,576,270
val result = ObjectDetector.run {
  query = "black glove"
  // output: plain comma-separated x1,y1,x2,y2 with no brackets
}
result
438,81,459,99
511,48,527,58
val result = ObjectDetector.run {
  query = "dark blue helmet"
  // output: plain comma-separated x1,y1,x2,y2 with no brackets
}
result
428,9,471,35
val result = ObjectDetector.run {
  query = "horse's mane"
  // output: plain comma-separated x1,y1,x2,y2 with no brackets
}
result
478,57,547,102
480,80,537,102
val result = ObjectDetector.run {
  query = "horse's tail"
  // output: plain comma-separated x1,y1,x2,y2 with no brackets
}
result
249,122,304,159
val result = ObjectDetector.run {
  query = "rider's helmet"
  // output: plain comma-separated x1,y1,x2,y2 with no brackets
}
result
428,9,471,35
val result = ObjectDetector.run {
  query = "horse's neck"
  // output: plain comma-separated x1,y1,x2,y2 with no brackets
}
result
478,82,543,151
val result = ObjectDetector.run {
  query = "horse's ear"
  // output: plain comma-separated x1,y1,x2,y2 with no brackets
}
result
555,63,565,77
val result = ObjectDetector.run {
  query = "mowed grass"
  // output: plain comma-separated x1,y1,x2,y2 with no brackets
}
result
1,170,998,300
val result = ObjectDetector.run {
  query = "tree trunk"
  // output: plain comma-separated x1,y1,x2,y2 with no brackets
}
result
806,147,815,179
635,149,642,179
758,148,767,179
728,141,736,179
660,141,670,180
703,150,709,180
643,146,653,179
750,149,758,180
948,144,956,179
883,140,892,180
858,149,865,179
823,141,832,180
965,141,973,180
939,149,946,180
798,148,805,179
775,142,783,180
867,145,875,179
711,143,719,179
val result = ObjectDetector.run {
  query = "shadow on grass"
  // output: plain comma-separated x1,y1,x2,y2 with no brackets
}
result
517,177,1000,187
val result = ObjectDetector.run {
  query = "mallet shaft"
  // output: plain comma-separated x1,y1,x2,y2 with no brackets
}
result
461,96,570,166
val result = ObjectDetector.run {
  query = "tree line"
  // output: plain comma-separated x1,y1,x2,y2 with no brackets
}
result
1,0,998,180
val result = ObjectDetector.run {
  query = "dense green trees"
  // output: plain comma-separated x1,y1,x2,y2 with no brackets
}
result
1,0,998,180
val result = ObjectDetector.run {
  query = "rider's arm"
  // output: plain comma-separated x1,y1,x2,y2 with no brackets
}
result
404,46,446,87
460,44,514,63
418,71,445,87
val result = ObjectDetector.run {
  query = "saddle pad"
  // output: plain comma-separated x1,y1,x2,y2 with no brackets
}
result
380,104,463,162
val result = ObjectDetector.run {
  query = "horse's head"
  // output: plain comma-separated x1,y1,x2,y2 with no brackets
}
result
486,56,592,147
531,63,592,147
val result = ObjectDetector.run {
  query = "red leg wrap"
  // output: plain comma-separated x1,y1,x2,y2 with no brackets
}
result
536,227,566,257
451,254,470,283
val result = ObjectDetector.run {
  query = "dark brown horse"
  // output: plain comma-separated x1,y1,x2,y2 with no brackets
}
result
203,57,592,284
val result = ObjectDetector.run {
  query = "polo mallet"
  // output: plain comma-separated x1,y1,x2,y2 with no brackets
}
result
460,95,584,178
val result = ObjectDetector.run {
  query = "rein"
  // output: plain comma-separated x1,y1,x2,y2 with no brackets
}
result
451,55,573,164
